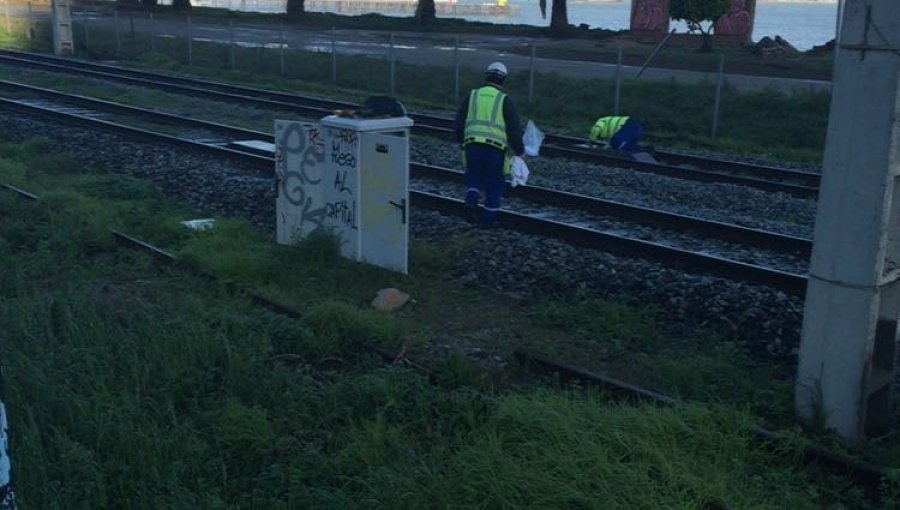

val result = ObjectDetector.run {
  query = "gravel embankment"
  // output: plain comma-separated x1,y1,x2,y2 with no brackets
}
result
0,112,805,358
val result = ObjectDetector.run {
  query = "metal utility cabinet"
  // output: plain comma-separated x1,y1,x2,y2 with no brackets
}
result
321,115,413,274
274,115,413,274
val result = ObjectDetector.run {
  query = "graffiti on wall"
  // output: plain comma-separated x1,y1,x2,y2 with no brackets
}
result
714,0,756,42
630,0,669,34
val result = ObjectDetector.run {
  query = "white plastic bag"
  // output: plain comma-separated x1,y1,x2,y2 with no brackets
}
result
509,156,529,188
523,120,544,157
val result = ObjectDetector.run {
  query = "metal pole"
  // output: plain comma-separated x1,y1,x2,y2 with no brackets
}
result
614,46,622,115
711,54,725,139
389,32,395,95
187,15,192,66
331,26,336,84
114,10,120,54
5,0,11,35
27,0,33,40
83,11,89,51
279,18,285,76
635,28,675,79
129,13,135,40
528,44,535,104
149,12,155,52
453,35,459,103
229,18,235,70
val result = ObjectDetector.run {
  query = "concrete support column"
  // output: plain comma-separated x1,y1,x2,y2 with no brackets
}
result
51,0,74,56
795,0,900,442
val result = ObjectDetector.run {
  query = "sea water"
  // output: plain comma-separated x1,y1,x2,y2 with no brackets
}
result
458,1,839,51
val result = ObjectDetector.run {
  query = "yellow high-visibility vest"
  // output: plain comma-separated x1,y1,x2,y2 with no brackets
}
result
589,116,630,142
464,86,508,151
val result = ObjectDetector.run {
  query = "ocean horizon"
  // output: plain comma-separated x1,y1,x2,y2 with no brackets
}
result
457,1,839,51
203,0,840,51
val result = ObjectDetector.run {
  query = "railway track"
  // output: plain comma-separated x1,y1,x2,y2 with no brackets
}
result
0,48,821,198
0,79,809,294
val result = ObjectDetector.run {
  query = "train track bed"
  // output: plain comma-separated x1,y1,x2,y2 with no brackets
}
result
0,104,805,359
0,49,821,195
0,64,819,241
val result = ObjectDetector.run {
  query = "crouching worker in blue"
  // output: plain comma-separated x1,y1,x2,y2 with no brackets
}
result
454,61,525,227
589,116,648,153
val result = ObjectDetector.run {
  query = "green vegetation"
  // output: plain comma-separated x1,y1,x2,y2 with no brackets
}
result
1,135,891,508
0,11,829,164
670,0,733,52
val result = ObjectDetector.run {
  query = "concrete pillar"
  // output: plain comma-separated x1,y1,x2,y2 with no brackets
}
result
795,0,900,442
51,0,74,56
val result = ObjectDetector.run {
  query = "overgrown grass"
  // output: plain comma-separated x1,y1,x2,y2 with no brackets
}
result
0,241,879,507
0,12,829,164
1,135,894,506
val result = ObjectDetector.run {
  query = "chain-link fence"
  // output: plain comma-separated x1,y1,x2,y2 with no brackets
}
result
0,2,832,156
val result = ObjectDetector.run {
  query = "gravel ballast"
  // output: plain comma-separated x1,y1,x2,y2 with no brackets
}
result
0,111,805,358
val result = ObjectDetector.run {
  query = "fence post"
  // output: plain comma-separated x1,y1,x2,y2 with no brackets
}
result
4,0,9,35
149,12,155,52
27,0,33,40
331,26,336,84
278,18,285,76
528,44,535,104
187,15,192,66
614,46,622,115
389,32,395,95
229,18,235,70
129,12,135,40
83,11,89,52
453,35,459,103
711,54,725,139
114,10,121,54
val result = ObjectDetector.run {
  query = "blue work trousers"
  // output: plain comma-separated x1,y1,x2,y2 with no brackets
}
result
610,118,644,153
464,143,506,225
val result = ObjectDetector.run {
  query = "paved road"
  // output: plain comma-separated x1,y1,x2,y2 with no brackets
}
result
62,8,832,93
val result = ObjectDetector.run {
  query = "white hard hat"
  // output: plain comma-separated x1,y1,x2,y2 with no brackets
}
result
486,61,508,77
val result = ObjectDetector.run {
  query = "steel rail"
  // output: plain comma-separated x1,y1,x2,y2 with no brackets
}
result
0,97,274,172
0,79,813,258
0,92,809,295
0,49,819,197
514,348,890,502
543,133,822,187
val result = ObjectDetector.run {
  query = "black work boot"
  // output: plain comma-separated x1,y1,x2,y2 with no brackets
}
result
464,205,479,224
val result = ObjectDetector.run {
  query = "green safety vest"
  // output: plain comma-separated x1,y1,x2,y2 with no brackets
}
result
463,86,508,151
589,116,630,142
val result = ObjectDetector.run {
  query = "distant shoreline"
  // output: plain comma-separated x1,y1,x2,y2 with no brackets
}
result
758,0,836,4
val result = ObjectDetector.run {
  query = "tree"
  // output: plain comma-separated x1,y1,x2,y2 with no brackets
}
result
172,0,191,10
669,0,732,52
415,0,436,23
286,0,304,20
538,0,568,32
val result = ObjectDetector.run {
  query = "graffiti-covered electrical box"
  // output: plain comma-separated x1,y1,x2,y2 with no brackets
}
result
320,115,413,274
274,116,413,274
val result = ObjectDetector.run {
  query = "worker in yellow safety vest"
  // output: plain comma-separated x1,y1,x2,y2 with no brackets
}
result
454,61,525,227
589,116,648,153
